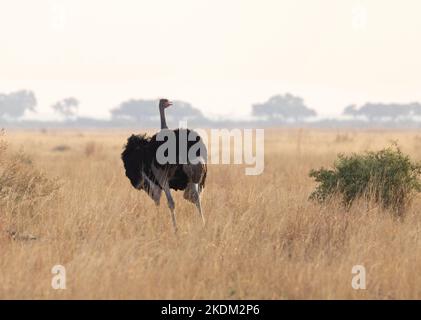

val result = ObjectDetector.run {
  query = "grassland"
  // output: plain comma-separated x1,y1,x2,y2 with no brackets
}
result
1,128,421,299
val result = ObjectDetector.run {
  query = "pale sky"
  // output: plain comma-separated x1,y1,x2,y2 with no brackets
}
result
1,0,421,119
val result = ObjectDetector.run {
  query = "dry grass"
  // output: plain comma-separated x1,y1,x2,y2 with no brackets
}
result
1,128,421,299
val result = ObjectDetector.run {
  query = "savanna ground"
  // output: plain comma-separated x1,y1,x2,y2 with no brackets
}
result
1,128,421,299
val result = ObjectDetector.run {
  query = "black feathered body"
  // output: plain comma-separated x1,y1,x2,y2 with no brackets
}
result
121,129,207,194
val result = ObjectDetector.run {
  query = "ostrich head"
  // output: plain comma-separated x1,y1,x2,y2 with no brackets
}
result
159,99,173,109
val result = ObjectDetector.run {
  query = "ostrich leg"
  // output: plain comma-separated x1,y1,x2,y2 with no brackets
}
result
141,172,162,205
184,183,205,226
163,183,177,233
193,183,205,225
151,164,178,232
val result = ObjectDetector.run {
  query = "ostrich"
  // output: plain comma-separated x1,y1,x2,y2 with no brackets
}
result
121,99,207,232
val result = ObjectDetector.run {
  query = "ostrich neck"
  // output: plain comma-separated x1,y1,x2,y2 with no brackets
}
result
159,107,168,129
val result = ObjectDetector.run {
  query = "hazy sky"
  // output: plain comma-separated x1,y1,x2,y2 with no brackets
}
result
1,0,421,119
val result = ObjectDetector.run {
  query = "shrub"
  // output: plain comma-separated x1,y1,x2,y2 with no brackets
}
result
0,131,60,211
309,146,421,215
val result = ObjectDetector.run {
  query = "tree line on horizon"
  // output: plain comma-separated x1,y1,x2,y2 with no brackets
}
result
1,89,421,126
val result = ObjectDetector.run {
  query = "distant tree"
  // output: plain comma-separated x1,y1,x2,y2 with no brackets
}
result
343,102,421,121
111,99,206,124
0,90,36,119
343,104,358,116
252,93,317,121
52,97,79,119
111,99,155,121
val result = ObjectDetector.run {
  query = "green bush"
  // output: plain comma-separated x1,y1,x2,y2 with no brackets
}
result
309,146,421,215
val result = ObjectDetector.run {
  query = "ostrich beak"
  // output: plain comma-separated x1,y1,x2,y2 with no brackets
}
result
167,101,173,107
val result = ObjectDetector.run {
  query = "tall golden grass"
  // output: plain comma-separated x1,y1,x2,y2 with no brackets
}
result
1,128,421,299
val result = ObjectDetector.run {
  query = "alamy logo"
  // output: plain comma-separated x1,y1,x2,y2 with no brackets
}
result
352,4,368,30
51,265,66,290
49,2,68,32
155,123,265,176
351,265,366,290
